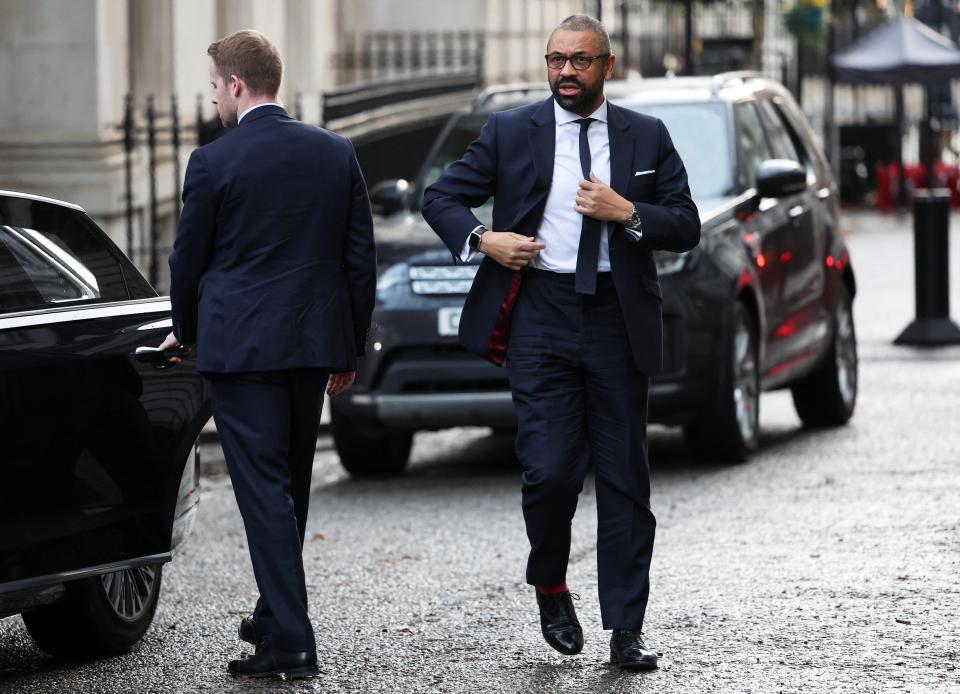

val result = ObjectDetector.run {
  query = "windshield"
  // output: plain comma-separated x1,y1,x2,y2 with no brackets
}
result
614,100,733,200
417,100,732,211
417,114,493,223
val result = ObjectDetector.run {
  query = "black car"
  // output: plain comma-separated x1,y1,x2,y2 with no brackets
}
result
0,190,209,657
332,73,858,474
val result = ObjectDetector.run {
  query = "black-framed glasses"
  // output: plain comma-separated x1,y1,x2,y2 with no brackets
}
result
544,53,610,70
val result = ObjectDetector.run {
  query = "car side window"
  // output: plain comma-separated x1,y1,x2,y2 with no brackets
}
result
734,102,774,192
757,100,800,163
0,198,130,314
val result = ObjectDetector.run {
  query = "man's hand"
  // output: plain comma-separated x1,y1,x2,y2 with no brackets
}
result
478,230,545,271
158,330,187,365
575,172,635,224
327,371,356,397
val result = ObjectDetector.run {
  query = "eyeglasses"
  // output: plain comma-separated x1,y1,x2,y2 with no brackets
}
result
544,53,610,71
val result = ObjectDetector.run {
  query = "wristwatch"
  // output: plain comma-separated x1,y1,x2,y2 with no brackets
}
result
624,208,642,230
468,227,486,251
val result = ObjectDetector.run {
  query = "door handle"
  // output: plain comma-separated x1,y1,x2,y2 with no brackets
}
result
788,205,806,219
132,345,190,368
817,187,831,200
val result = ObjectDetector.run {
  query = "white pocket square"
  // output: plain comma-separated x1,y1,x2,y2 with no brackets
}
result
634,169,655,176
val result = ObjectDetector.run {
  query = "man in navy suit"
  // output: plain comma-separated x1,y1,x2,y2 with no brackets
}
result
422,16,699,669
163,30,375,679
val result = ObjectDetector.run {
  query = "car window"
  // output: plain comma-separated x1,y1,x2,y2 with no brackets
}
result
0,198,130,313
619,101,734,201
734,102,774,191
768,98,818,174
756,100,800,163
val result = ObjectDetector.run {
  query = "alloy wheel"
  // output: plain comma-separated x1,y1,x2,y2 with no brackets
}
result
732,313,759,445
101,565,158,622
834,298,857,410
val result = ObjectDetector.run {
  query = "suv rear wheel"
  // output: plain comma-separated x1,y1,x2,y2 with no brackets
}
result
684,301,760,462
791,285,857,426
332,409,413,476
22,564,162,658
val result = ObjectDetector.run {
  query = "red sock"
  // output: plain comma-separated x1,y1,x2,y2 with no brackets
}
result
536,582,568,595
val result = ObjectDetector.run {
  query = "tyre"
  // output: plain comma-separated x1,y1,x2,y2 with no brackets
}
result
331,409,413,477
684,301,760,462
791,286,858,427
22,564,163,658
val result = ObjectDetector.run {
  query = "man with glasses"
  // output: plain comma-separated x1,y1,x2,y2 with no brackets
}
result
422,15,698,669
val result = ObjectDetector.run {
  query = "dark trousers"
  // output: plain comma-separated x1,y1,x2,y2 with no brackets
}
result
208,368,328,652
506,270,655,630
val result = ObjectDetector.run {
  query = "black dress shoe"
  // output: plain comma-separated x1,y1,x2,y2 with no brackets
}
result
610,629,658,670
238,616,263,647
535,589,584,655
228,644,318,679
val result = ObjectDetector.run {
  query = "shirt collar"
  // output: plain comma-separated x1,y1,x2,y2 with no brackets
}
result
554,97,608,126
238,101,284,124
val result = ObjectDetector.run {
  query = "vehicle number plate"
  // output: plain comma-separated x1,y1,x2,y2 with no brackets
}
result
437,307,462,336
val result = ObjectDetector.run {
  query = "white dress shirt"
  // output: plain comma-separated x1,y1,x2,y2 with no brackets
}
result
461,98,640,265
238,101,284,124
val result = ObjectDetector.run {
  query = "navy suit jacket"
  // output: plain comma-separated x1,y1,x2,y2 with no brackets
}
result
169,105,376,373
421,97,701,375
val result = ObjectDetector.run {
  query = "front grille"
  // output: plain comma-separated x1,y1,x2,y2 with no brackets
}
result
409,265,478,295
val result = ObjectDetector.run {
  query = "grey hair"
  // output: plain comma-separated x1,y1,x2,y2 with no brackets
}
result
553,14,611,54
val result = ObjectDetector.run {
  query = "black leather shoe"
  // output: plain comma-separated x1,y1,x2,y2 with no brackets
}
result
238,616,263,647
535,589,584,655
228,644,318,679
610,629,658,670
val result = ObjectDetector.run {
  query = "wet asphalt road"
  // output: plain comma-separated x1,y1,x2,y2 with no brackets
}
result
2,210,959,693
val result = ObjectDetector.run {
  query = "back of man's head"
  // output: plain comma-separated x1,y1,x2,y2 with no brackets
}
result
208,30,283,97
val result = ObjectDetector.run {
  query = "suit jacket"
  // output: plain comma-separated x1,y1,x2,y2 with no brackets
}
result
421,96,701,375
169,105,376,373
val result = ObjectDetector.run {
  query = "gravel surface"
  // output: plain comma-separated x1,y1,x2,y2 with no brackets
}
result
2,210,959,693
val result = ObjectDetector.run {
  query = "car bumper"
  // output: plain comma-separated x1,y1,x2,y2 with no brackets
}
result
334,375,712,431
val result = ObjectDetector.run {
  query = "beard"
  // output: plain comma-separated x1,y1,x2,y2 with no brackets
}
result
550,75,602,113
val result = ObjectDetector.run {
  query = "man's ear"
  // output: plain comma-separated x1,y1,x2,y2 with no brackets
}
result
228,74,243,97
604,55,617,81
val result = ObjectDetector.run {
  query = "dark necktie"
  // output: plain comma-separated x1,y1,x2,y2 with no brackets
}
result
574,118,601,295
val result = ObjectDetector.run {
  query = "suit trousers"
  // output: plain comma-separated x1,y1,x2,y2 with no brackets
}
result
505,269,656,630
208,368,328,652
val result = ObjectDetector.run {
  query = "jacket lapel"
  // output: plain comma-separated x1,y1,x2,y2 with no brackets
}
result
607,102,634,198
508,98,555,230
529,97,556,189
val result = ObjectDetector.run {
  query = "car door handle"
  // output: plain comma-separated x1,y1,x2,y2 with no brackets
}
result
817,187,831,200
132,345,190,368
788,205,806,219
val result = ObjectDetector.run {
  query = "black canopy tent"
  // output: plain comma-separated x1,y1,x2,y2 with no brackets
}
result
831,14,960,183
830,14,960,346
832,14,960,84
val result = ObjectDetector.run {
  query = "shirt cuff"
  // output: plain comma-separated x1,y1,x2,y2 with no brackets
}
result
460,225,485,262
625,226,643,242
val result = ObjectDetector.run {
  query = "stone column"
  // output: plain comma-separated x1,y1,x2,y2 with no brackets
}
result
0,0,131,244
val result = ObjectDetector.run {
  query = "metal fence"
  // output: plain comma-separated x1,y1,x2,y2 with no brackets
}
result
332,30,485,86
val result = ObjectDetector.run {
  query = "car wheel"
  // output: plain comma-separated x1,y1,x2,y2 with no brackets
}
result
791,286,858,426
22,564,163,658
683,301,760,462
331,409,413,477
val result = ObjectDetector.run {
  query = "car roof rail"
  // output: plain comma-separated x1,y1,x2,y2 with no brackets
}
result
710,70,765,95
0,189,84,212
472,83,550,110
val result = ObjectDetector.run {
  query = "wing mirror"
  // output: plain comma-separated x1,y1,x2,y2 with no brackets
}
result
369,179,411,216
756,159,806,199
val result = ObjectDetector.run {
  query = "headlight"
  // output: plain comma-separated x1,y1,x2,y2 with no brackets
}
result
376,263,409,298
654,250,689,275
